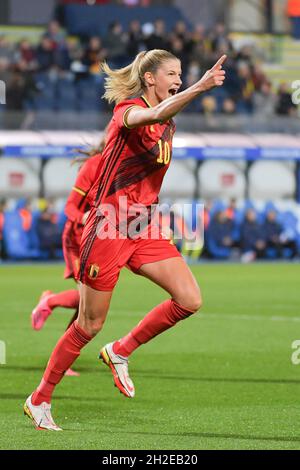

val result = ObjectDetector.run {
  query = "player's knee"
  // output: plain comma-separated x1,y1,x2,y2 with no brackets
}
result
187,293,203,313
79,306,105,337
180,289,203,313
85,318,104,337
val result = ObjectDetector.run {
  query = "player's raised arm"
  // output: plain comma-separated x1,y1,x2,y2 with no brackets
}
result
126,54,227,128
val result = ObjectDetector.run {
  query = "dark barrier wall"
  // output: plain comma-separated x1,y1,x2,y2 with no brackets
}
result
63,4,187,36
0,0,9,25
9,0,56,25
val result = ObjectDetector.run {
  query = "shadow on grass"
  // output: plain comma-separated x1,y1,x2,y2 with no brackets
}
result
132,372,300,386
124,430,300,444
2,365,97,373
4,365,300,385
15,424,300,444
0,393,101,401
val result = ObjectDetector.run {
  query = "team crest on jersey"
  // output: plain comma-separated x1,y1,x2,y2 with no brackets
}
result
88,264,100,280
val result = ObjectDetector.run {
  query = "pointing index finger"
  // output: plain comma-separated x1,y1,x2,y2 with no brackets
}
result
211,55,227,71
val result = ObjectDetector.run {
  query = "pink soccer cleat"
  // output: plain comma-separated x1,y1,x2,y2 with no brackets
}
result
64,368,80,377
31,290,53,331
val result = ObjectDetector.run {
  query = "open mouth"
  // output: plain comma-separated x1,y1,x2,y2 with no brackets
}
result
168,88,178,97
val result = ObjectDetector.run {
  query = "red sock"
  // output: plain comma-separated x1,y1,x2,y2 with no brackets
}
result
48,290,80,310
113,299,194,357
31,322,91,405
113,334,140,358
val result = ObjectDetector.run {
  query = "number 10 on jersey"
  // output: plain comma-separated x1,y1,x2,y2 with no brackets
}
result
157,139,171,165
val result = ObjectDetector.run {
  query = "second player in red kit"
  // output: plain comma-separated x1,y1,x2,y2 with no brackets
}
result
31,154,103,331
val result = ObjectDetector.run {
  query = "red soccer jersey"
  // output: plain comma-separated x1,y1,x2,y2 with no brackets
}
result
64,153,104,246
88,96,176,233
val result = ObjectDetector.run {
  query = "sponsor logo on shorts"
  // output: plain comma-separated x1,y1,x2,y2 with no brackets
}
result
88,264,100,280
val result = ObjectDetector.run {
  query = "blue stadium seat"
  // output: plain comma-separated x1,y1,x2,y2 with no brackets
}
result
3,212,41,260
56,78,78,111
33,74,57,111
33,93,56,111
57,211,67,232
206,236,232,259
77,78,105,111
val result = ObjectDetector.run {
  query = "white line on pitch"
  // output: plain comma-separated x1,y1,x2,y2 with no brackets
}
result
110,310,300,323
197,313,300,323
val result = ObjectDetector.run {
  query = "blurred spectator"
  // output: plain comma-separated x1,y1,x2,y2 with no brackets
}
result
276,82,298,116
225,198,238,220
263,209,281,253
36,36,55,72
221,97,236,115
169,36,189,70
207,210,235,259
17,199,33,232
263,209,298,258
241,209,266,262
210,23,233,55
44,20,66,48
144,19,170,51
0,36,14,63
186,23,208,70
253,80,276,117
287,0,300,39
235,62,255,114
252,62,268,91
173,20,189,42
201,95,217,116
4,68,38,127
82,36,107,74
235,44,254,67
14,39,37,72
0,199,7,260
37,201,61,259
186,61,201,82
6,65,37,100
126,20,144,59
104,21,128,67
69,38,88,77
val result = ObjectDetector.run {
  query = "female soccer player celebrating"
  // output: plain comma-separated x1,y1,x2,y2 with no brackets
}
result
24,49,226,430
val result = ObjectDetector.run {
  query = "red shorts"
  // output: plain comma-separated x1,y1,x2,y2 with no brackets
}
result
79,216,181,291
62,223,81,280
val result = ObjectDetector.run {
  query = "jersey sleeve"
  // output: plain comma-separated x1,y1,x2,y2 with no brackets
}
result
64,190,86,224
65,155,102,223
113,99,144,129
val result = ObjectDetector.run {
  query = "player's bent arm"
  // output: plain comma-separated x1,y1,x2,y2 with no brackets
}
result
126,54,227,128
65,191,86,224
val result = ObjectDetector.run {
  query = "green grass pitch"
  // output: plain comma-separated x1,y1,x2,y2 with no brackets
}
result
0,262,300,450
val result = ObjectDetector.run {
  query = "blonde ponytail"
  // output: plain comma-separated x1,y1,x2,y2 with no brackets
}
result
101,49,178,105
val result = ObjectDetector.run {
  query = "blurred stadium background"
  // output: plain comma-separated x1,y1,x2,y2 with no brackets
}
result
1,0,300,262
